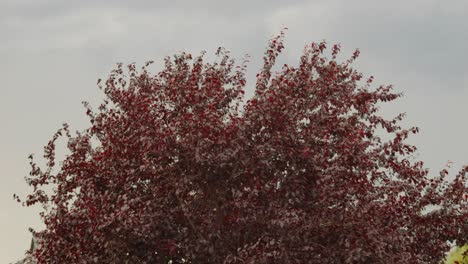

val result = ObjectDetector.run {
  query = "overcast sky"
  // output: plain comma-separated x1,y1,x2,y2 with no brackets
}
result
1,0,468,262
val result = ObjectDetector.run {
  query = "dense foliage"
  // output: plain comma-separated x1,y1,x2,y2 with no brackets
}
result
19,31,467,263
445,245,468,264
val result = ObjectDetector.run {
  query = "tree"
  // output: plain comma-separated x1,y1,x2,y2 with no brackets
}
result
445,245,468,264
18,31,467,263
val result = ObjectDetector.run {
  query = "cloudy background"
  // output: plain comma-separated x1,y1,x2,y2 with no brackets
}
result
1,0,468,262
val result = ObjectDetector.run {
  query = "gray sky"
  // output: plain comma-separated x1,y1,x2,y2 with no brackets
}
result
1,0,468,262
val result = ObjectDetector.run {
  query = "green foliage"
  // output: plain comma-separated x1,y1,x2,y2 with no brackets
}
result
445,245,468,264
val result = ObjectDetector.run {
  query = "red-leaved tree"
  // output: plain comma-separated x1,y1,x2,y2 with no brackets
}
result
19,31,467,263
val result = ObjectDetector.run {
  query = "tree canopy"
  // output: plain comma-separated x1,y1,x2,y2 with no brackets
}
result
19,31,467,263
445,245,468,264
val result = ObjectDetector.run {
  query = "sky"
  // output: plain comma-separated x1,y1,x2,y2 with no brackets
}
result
1,0,468,262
